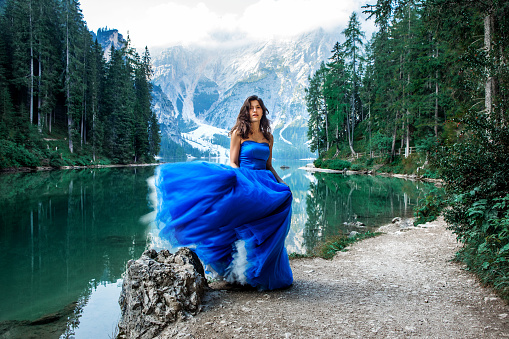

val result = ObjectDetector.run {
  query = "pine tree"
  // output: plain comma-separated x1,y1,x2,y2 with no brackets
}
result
342,12,365,156
0,28,14,140
143,47,160,159
306,62,328,155
324,42,349,154
35,0,63,133
63,0,87,153
133,49,150,162
87,39,105,161
102,43,135,163
5,0,32,124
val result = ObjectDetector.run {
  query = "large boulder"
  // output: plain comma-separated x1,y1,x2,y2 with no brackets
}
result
118,248,207,339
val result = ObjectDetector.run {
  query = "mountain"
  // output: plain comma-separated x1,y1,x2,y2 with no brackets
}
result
93,28,126,60
151,28,340,160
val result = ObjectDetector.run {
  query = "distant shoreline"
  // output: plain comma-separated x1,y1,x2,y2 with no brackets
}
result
299,164,443,184
0,162,164,174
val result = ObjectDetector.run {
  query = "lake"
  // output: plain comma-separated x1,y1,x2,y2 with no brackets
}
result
0,161,438,337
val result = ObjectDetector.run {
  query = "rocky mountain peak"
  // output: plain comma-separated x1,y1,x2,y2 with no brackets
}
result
96,28,126,59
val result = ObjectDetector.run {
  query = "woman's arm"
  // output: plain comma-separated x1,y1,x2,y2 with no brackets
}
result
229,130,241,168
266,135,287,186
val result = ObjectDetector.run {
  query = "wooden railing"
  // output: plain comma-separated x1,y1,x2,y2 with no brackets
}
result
353,147,418,159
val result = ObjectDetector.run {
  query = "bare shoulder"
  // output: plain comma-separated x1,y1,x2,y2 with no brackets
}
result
230,129,242,145
231,129,241,139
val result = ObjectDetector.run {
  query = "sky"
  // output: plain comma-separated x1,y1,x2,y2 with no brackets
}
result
80,0,377,50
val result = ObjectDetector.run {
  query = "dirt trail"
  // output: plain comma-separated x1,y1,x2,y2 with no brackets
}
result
158,217,509,338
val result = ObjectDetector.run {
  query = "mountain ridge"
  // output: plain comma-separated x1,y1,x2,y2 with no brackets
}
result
151,27,341,160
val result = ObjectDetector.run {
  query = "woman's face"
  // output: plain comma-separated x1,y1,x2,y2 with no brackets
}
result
249,100,263,123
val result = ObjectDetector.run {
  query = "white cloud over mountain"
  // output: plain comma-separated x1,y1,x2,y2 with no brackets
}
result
81,0,376,49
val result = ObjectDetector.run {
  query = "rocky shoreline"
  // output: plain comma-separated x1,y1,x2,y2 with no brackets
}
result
299,163,443,184
0,162,162,173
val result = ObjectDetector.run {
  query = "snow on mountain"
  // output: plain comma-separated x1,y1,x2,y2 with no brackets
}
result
181,123,230,161
151,28,339,159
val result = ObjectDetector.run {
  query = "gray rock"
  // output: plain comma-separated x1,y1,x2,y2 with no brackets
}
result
348,231,359,238
118,248,207,339
343,221,366,227
399,220,411,229
392,217,402,223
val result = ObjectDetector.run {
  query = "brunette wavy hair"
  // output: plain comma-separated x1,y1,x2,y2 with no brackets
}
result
229,95,271,140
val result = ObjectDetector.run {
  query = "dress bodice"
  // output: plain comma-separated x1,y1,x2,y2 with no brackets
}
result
238,140,269,170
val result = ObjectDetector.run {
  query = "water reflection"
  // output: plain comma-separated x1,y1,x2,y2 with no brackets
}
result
0,168,153,334
303,172,436,253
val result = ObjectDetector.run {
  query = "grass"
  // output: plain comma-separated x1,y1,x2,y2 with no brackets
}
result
289,231,382,260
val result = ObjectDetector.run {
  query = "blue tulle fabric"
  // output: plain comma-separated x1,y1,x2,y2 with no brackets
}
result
155,141,293,290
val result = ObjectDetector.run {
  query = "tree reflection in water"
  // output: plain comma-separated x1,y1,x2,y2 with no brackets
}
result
0,168,153,327
304,173,438,254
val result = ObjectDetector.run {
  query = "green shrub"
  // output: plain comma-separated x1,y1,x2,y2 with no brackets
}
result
422,169,439,179
0,140,39,168
431,111,509,299
288,253,310,259
322,159,351,170
351,163,364,171
49,151,65,167
414,188,445,226
313,231,381,259
415,133,437,153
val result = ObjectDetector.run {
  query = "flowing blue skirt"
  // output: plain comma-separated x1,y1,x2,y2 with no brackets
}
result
155,162,293,290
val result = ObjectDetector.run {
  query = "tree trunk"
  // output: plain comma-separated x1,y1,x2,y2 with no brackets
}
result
92,108,96,162
29,0,34,124
484,12,494,117
66,9,73,153
435,70,439,137
400,120,405,149
350,103,356,156
350,54,356,156
368,104,372,158
391,112,398,158
405,109,410,158
325,112,329,151
82,40,87,146
38,0,43,131
38,53,42,131
346,109,351,153
80,115,84,147
323,98,329,151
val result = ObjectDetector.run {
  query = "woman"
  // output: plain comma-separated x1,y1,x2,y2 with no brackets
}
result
229,96,286,186
155,95,293,290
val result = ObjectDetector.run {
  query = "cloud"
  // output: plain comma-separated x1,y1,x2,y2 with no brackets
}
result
81,0,376,49
241,0,360,39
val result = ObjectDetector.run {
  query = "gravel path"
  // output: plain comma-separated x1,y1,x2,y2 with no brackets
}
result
158,217,509,338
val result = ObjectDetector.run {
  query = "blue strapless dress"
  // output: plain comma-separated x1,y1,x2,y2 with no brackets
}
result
155,141,293,290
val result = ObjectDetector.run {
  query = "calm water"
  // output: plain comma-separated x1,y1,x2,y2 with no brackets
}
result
0,161,438,337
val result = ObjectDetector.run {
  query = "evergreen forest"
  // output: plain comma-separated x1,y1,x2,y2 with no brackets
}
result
0,0,160,168
306,0,509,298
